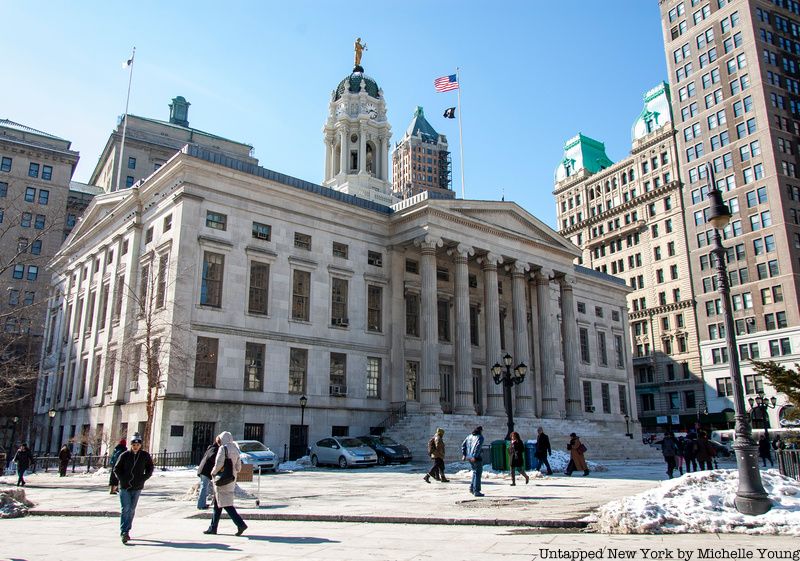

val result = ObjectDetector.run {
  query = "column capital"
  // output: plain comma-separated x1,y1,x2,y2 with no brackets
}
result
414,235,443,252
506,261,530,276
447,243,475,261
558,273,576,289
533,267,553,285
478,252,502,270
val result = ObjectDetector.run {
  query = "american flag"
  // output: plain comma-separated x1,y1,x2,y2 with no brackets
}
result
434,74,459,92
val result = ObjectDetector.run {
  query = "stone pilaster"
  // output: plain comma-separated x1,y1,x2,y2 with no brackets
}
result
510,261,534,416
560,274,582,418
451,244,475,414
359,123,367,174
481,253,504,416
339,129,348,174
417,235,443,413
536,268,559,417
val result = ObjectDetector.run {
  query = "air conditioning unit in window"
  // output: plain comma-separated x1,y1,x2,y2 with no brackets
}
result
373,258,383,267
128,380,139,392
329,384,347,397
254,231,269,240
332,317,349,327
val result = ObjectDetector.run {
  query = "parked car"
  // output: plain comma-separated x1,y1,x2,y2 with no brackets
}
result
356,435,412,465
234,440,278,472
309,437,377,468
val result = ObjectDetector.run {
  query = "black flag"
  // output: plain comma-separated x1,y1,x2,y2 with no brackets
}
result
443,107,456,119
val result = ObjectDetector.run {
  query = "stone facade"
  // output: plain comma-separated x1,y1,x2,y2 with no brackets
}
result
553,84,705,431
659,0,800,428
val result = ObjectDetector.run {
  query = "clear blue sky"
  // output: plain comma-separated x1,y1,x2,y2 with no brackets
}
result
0,1,668,228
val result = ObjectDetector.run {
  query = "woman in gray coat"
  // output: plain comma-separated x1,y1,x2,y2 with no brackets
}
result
204,431,247,536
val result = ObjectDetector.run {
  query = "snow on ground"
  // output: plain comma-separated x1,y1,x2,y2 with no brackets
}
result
277,456,312,472
594,468,800,535
0,487,34,519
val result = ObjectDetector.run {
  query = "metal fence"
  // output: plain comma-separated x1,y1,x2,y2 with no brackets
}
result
777,450,800,480
6,449,196,475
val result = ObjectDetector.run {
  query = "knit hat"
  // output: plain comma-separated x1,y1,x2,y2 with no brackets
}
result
119,438,127,447
436,428,444,436
130,433,143,444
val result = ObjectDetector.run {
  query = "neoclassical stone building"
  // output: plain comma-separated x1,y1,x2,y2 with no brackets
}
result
33,62,641,460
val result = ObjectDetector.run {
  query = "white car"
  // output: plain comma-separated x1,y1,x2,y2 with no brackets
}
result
234,440,278,472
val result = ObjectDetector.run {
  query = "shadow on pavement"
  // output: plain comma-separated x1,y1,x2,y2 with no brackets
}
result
131,539,241,551
244,535,340,544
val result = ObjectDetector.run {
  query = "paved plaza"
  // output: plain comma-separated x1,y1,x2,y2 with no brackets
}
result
3,456,792,561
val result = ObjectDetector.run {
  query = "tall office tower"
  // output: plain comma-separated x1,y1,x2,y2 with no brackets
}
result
659,0,799,428
391,106,453,200
554,83,705,430
90,96,257,193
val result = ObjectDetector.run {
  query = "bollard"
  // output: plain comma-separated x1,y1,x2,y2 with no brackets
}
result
72,455,77,473
283,443,288,463
162,448,167,471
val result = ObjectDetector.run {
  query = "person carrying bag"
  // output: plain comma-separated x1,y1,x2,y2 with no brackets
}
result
204,432,247,536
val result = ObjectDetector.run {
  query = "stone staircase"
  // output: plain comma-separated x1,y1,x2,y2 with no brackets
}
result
384,413,662,462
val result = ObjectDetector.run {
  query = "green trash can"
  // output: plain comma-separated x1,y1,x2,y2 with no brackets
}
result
490,440,508,471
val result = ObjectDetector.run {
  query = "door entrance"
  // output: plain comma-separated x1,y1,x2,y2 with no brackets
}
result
191,421,215,465
289,425,308,460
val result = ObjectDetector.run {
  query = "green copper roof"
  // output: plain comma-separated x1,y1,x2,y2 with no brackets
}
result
632,82,673,141
554,133,613,182
405,106,439,142
334,71,380,101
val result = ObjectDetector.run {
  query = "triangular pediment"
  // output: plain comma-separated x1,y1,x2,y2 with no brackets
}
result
64,190,134,245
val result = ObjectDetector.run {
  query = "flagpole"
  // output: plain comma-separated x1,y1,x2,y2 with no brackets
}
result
116,47,136,192
456,67,465,199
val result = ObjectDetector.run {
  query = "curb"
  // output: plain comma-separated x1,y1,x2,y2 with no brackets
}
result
27,509,588,528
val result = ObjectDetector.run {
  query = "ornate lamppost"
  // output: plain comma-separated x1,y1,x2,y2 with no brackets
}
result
705,163,771,515
491,353,527,439
299,395,308,453
748,393,778,440
624,414,633,439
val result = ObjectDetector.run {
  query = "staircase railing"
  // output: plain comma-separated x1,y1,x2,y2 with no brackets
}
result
375,402,407,432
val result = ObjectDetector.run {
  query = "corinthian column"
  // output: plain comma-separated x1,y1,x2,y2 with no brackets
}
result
339,129,348,174
536,268,559,417
481,253,504,416
560,274,582,418
451,244,475,413
359,124,367,174
417,235,443,413
510,261,534,416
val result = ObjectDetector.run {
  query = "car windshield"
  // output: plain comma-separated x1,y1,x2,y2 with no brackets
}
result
340,438,365,448
238,442,268,452
378,437,398,446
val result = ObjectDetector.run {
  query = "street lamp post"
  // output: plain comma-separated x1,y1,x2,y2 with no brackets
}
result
748,393,778,440
705,163,771,515
47,409,56,454
491,353,527,439
299,395,308,454
624,414,633,439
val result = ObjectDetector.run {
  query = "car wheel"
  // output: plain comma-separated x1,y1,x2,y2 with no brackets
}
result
377,454,387,466
311,455,319,467
338,456,348,469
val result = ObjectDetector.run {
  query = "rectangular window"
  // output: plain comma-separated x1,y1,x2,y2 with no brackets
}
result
248,262,270,315
294,232,312,250
27,265,38,281
367,251,383,267
583,381,594,413
25,187,35,202
38,189,49,205
252,221,271,241
205,211,227,230
615,335,624,368
716,377,733,397
291,270,311,321
366,357,381,398
332,241,348,258
155,252,169,309
601,383,611,414
1,157,12,172
598,332,608,366
405,293,420,337
579,328,590,363
244,342,265,391
126,176,135,188
619,385,628,415
28,162,39,178
331,277,348,325
34,214,45,229
470,304,479,346
368,285,383,332
330,353,347,395
289,348,308,394
437,299,450,342
200,252,224,307
128,157,136,170
194,336,218,388
21,212,31,228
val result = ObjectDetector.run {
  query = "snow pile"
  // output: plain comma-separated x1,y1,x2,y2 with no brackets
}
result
594,469,800,535
0,487,33,519
278,456,311,472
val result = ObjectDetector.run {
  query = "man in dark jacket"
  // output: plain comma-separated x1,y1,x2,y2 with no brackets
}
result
535,427,553,475
13,443,33,486
661,432,678,478
196,440,219,509
112,433,154,544
58,444,72,477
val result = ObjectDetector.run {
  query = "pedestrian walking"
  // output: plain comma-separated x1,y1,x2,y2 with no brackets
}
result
675,437,685,476
758,434,774,467
461,426,485,497
565,433,590,476
204,431,247,536
108,439,126,493
112,433,154,544
58,444,72,477
423,428,448,483
683,433,698,473
661,432,678,478
535,427,553,475
12,443,33,487
508,432,529,486
695,430,715,471
196,439,219,509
